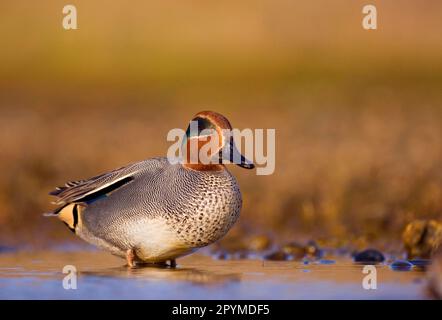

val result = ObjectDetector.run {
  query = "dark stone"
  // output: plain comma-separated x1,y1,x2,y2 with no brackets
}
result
305,240,323,258
390,260,413,271
213,251,230,260
231,250,249,260
280,240,323,260
281,242,305,259
264,250,290,261
409,259,432,267
353,249,385,264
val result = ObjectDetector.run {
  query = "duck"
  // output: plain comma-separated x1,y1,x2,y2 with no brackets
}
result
47,111,254,267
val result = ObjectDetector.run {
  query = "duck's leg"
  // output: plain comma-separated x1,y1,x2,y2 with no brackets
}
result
126,249,136,268
170,259,177,268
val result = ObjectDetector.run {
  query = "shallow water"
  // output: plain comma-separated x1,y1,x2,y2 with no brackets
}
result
0,248,429,299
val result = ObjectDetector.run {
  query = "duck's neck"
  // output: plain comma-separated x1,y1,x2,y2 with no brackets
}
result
181,135,225,171
182,162,225,172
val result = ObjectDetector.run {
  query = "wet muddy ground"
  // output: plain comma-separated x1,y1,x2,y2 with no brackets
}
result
0,246,430,299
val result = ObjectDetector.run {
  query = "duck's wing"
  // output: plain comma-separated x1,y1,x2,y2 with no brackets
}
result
49,161,148,207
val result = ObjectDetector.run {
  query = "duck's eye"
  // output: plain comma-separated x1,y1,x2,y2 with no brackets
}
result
185,117,215,138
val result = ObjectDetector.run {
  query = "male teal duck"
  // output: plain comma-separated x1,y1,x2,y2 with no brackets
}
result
47,111,254,267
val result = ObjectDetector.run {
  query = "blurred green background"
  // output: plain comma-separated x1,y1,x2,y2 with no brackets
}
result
1,0,441,246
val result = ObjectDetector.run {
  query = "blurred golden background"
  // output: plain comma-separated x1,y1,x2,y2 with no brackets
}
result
1,0,441,247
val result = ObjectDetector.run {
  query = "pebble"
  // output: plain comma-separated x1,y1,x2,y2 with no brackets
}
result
305,241,323,258
390,260,413,271
353,249,385,264
281,242,306,259
409,259,432,270
212,251,231,260
264,250,290,261
279,240,324,260
231,250,249,260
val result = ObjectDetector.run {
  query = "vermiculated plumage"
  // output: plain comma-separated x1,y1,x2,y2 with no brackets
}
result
50,157,242,262
48,111,253,265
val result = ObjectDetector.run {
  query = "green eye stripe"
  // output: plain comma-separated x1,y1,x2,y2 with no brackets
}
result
185,117,215,138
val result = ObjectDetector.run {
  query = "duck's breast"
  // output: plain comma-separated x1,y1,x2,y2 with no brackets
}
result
161,166,242,248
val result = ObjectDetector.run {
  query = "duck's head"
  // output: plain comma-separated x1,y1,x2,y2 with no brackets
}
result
181,111,255,171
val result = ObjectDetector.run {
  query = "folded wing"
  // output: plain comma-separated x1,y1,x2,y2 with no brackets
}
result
49,162,142,207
